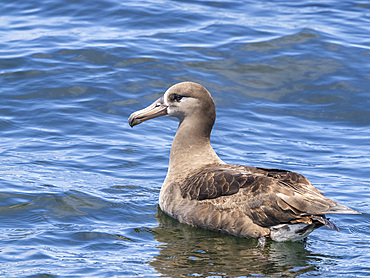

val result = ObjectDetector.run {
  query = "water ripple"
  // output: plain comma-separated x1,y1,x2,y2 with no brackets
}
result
1,0,369,277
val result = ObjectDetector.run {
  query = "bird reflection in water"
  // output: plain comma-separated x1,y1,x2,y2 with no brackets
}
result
149,206,322,277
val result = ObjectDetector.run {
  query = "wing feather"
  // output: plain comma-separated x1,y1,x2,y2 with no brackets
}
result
180,164,357,228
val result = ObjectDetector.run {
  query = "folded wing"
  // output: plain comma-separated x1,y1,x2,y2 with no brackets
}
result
180,164,359,230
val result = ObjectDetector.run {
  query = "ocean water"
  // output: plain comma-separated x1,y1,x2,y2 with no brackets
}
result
1,0,369,277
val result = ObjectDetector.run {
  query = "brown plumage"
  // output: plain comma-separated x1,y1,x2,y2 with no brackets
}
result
128,81,360,242
180,164,349,231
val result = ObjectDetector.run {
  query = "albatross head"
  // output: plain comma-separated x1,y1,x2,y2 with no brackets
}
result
128,82,216,127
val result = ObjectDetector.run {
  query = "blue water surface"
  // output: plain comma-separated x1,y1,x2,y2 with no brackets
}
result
1,0,369,277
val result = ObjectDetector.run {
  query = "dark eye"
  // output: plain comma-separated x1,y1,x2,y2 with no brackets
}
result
173,94,183,102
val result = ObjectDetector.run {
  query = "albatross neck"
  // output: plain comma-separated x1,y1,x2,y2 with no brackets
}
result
167,115,224,177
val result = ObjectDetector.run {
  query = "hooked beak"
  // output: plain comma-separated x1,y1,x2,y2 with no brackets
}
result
128,97,168,127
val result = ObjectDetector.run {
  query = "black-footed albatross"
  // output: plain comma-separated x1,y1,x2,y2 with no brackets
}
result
128,81,360,243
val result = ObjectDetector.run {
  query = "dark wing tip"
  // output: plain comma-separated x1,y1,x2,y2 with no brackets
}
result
313,216,340,232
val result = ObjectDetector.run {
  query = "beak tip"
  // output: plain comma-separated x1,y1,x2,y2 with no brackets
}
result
128,119,136,128
128,113,138,128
